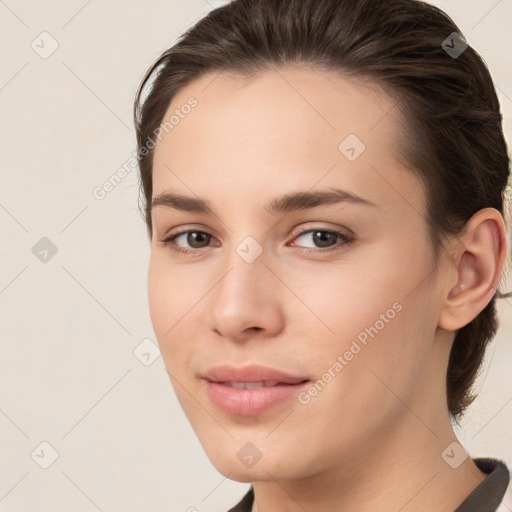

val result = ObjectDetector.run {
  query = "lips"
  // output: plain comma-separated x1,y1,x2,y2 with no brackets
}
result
201,364,311,416
201,363,310,385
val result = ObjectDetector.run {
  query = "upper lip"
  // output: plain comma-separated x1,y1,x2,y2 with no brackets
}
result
202,364,310,384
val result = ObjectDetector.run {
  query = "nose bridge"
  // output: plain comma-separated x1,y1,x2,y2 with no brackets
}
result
234,234,265,266
206,231,284,337
219,233,268,299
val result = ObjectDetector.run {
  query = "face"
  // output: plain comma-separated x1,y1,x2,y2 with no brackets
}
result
148,65,450,482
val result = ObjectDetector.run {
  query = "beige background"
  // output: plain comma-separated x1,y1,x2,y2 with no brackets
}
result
0,1,511,511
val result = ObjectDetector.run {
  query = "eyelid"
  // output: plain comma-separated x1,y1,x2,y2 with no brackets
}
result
160,223,351,243
289,222,354,239
160,223,215,240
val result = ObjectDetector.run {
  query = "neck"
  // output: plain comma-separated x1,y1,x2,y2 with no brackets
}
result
250,327,486,512
251,413,485,512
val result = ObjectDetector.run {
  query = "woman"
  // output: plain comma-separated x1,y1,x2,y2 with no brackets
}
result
133,0,511,510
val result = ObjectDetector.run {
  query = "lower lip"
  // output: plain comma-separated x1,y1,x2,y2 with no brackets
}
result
204,380,310,416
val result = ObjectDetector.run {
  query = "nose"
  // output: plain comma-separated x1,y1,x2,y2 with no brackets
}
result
205,247,285,342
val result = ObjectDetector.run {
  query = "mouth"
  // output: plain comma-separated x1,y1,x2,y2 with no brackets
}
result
200,364,312,416
201,363,311,384
203,378,311,416
217,380,309,389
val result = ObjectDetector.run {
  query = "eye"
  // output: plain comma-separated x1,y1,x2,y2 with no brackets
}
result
289,228,353,253
158,226,353,256
160,229,217,255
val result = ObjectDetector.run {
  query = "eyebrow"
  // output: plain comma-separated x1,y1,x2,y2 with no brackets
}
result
151,187,378,215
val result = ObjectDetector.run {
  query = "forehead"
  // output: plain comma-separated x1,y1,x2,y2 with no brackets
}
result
151,65,421,214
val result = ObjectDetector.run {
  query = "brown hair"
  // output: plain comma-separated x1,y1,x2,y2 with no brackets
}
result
133,0,511,423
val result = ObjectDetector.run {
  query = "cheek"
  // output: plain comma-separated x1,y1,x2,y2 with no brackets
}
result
293,287,436,453
147,254,197,333
147,258,169,337
147,256,196,368
297,241,437,388
286,250,405,348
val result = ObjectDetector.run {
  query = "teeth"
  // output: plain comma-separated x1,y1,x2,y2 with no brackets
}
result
222,381,280,389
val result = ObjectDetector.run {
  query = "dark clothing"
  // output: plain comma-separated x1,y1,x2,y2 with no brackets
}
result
227,458,510,512
454,458,510,512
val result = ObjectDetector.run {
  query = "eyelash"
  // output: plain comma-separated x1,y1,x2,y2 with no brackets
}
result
159,226,353,256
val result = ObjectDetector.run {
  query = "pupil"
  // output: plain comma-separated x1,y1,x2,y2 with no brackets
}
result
189,232,208,248
313,231,335,248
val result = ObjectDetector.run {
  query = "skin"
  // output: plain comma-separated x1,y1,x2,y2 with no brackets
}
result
147,65,508,512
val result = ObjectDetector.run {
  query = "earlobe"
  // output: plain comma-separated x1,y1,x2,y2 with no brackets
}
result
438,208,508,332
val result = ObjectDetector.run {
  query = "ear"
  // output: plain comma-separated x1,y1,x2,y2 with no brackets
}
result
438,208,509,331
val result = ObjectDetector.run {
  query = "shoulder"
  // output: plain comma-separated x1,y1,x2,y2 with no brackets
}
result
496,471,512,512
456,457,511,512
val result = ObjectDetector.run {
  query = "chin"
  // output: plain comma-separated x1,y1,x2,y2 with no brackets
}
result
206,445,307,484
